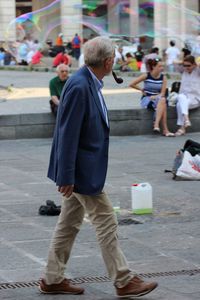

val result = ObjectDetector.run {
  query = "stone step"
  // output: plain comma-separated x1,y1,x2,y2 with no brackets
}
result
0,107,199,140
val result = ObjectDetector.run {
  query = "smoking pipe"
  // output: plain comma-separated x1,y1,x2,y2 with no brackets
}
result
112,71,123,84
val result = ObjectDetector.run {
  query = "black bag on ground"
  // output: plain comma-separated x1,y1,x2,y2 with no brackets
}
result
38,200,61,216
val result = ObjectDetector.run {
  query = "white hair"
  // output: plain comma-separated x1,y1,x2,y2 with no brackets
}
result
56,64,69,72
83,36,115,67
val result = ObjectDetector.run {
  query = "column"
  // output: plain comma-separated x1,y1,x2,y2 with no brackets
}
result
154,0,168,51
107,0,120,35
183,0,199,36
32,0,82,44
129,0,139,39
166,0,182,48
60,0,82,41
32,0,61,44
0,0,16,42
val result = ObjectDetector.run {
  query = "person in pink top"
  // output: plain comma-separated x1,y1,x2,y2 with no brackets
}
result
31,49,44,65
52,50,71,67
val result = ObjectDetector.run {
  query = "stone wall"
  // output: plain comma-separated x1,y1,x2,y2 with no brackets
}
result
0,107,199,140
0,0,16,42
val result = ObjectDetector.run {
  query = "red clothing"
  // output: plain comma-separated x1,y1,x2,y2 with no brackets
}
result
31,51,43,64
53,53,69,67
72,35,81,49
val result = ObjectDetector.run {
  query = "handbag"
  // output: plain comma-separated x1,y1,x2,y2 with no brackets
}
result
176,151,200,180
165,139,200,180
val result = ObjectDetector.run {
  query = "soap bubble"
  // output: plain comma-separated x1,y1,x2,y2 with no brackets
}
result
4,0,200,58
5,0,111,57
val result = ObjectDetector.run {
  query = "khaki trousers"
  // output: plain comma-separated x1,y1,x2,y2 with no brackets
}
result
44,191,134,288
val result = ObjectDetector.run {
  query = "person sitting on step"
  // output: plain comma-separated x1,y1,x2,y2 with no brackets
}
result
129,58,174,137
175,55,200,136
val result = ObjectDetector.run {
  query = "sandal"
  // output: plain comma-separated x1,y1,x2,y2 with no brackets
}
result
184,120,191,128
175,129,185,136
163,132,175,137
153,127,160,134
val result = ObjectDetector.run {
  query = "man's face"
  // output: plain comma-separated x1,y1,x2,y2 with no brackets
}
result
58,68,69,81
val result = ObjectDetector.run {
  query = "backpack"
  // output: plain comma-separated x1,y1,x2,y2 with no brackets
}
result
166,139,200,180
171,81,181,93
73,36,80,46
168,81,181,107
38,200,61,216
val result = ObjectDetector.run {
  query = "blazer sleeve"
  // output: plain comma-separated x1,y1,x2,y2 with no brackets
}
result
56,85,86,186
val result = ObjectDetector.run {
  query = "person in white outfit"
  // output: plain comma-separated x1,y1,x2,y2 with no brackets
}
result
165,40,180,72
175,55,200,136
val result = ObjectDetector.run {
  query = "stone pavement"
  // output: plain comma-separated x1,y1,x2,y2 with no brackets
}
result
0,132,200,299
2,69,197,139
0,69,144,113
0,69,182,112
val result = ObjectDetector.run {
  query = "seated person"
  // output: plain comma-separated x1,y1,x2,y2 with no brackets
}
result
4,49,16,65
52,50,71,68
129,58,174,137
0,47,5,65
49,64,69,116
113,47,129,71
175,55,200,136
125,53,139,71
29,49,44,66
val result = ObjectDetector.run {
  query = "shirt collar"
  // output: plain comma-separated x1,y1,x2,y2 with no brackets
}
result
87,67,104,91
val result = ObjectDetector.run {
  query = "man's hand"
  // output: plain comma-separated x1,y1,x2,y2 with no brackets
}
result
58,185,74,197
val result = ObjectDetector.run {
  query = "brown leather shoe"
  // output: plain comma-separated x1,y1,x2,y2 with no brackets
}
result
116,276,158,298
39,278,84,294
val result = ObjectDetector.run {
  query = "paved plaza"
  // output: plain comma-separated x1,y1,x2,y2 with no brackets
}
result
0,69,200,299
0,132,200,299
0,69,178,114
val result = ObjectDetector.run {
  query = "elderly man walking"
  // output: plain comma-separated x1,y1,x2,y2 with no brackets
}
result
39,36,158,298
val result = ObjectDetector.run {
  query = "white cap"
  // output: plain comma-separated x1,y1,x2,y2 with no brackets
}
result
59,33,63,37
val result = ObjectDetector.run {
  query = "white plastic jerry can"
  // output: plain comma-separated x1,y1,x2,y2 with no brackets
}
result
131,182,153,214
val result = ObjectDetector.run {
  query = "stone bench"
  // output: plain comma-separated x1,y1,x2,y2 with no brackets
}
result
109,106,200,135
0,107,199,140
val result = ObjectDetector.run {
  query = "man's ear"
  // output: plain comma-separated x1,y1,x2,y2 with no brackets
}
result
104,57,112,70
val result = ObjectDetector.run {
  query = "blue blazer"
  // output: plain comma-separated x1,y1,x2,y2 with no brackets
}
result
47,66,110,195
